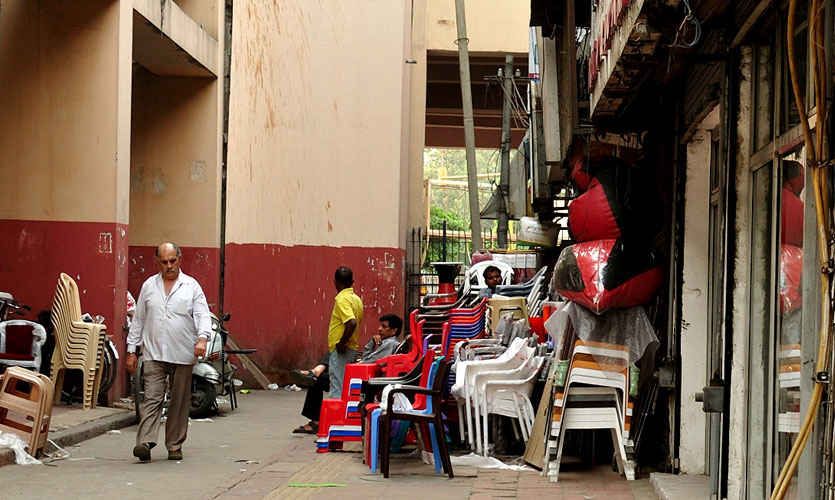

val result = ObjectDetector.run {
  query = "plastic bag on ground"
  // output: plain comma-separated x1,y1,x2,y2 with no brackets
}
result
447,452,530,471
0,431,41,465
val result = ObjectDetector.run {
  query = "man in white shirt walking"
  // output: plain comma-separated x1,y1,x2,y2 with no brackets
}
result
126,242,212,462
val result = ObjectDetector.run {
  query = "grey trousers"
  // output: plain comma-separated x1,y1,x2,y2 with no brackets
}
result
328,349,358,399
136,360,192,451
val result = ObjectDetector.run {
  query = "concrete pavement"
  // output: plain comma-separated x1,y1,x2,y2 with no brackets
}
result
0,390,659,499
0,390,310,499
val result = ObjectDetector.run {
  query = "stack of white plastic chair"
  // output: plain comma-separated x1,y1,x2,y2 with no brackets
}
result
450,336,537,454
543,337,636,482
473,353,544,456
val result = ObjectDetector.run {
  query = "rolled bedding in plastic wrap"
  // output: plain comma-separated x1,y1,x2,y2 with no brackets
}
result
553,239,663,314
544,301,659,366
780,244,803,314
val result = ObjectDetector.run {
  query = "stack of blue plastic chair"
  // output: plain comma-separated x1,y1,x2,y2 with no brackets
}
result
422,298,488,356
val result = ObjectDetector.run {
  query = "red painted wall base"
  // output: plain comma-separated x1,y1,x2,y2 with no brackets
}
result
0,219,129,394
223,243,405,376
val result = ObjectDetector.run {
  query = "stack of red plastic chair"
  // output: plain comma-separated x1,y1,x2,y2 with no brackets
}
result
316,310,425,453
420,298,488,358
555,155,663,314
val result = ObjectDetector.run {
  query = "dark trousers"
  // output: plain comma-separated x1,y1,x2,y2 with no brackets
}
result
301,368,330,422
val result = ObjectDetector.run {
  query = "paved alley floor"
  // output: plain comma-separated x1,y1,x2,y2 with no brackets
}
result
0,390,658,499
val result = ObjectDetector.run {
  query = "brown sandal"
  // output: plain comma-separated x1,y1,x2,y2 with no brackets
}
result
292,422,318,434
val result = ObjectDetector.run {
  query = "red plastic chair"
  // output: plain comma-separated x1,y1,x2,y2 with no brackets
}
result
316,310,425,453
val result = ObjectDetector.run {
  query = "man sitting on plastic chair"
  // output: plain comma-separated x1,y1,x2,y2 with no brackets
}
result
292,314,403,435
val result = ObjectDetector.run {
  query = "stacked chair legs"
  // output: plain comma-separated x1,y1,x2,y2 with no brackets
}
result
0,366,55,457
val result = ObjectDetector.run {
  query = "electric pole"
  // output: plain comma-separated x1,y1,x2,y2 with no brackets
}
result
497,54,513,248
454,0,482,252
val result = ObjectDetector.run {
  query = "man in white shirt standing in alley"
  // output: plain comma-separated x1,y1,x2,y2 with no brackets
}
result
126,241,212,463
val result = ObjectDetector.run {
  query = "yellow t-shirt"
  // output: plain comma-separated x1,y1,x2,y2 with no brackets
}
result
327,287,364,352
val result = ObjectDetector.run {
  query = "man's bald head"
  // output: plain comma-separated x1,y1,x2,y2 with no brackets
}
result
156,242,182,281
155,242,182,258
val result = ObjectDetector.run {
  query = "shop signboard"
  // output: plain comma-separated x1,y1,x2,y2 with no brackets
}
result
589,0,646,114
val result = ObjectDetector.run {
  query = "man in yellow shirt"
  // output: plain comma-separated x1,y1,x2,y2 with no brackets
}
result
327,266,364,399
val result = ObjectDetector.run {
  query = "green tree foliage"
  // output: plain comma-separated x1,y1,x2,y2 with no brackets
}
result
430,206,468,231
424,148,499,226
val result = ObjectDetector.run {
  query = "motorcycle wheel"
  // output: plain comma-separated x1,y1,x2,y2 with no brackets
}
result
190,378,216,418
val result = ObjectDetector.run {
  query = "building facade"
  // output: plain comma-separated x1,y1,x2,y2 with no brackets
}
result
0,0,530,388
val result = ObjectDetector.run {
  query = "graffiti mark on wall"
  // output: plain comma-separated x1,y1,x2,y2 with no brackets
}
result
98,233,113,254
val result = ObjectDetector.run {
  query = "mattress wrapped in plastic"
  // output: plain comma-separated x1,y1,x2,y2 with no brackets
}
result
568,183,622,241
780,244,803,314
553,239,663,314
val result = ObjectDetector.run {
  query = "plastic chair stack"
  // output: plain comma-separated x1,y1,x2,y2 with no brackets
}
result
778,344,801,433
0,320,47,372
50,273,107,409
475,354,544,456
486,296,528,333
544,336,636,482
450,337,538,454
421,298,488,358
0,366,55,457
316,310,425,453
494,265,547,316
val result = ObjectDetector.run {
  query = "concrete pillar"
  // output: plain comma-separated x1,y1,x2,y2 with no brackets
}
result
0,1,132,393
679,106,720,474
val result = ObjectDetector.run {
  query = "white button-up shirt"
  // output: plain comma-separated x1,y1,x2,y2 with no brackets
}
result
127,271,212,365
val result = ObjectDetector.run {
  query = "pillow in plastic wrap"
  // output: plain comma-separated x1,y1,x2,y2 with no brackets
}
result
553,239,663,314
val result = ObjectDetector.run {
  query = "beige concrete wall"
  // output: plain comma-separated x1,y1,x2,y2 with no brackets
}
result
226,0,409,248
174,0,219,39
129,69,220,247
0,0,124,223
426,0,529,54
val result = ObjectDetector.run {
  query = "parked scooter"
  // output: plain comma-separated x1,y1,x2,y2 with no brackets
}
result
133,312,255,418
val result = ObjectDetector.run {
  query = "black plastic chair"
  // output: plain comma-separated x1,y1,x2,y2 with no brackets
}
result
359,353,428,426
379,358,454,478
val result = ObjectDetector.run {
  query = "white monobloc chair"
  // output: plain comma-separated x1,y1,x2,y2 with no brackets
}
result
451,337,535,453
474,354,544,456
